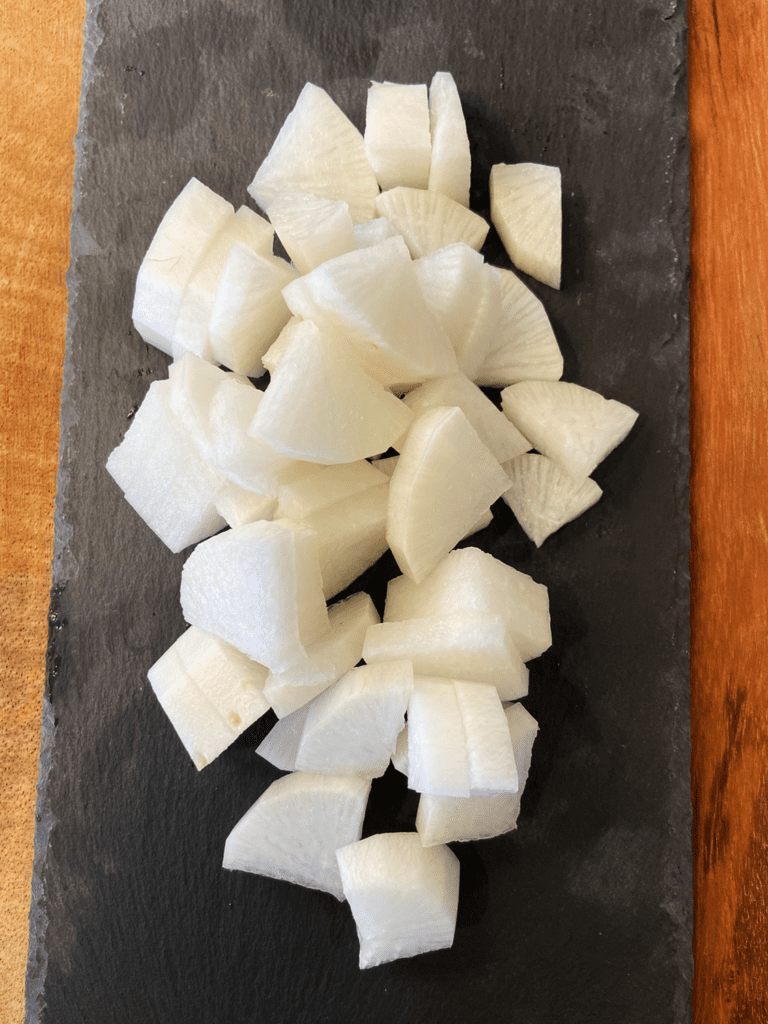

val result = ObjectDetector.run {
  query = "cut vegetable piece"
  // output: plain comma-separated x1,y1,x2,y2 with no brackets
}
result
490,163,562,289
501,380,639,483
353,217,399,249
106,379,225,553
277,460,388,521
256,701,312,772
248,82,379,225
214,480,276,529
402,372,529,464
387,406,510,583
179,519,329,672
266,191,356,275
132,178,233,355
337,832,459,968
413,244,501,378
391,722,409,775
262,315,302,375
172,205,275,361
295,660,413,777
264,592,380,718
364,82,431,191
363,612,528,699
474,266,564,387
208,246,298,377
417,702,538,845
148,626,269,769
224,772,371,901
384,547,551,662
249,321,413,464
375,186,489,258
282,236,457,390
502,453,602,546
454,680,518,796
427,71,471,207
406,678,469,797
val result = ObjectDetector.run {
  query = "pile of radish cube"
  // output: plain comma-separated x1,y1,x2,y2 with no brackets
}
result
107,73,638,969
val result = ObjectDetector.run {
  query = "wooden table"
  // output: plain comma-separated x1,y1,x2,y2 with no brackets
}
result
0,2,763,1021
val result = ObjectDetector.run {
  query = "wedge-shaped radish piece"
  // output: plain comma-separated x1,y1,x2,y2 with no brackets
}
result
353,216,399,249
296,660,413,777
391,722,409,775
256,701,311,771
490,163,562,289
264,592,380,718
474,267,564,387
453,680,518,796
106,379,225,553
413,244,501,378
417,703,539,846
364,82,431,191
224,772,371,901
214,480,276,529
402,372,529,464
337,832,459,968
363,612,528,699
502,453,603,546
249,322,413,464
208,246,298,377
262,315,302,375
132,178,233,356
501,380,639,483
266,191,356,275
384,547,551,662
172,206,275,361
427,71,471,207
387,406,510,583
180,519,329,672
248,82,379,225
375,186,489,258
277,460,388,521
148,625,269,769
407,677,469,797
282,236,457,390
305,483,390,600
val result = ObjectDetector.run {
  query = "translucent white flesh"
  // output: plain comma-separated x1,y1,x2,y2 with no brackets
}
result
375,186,489,259
223,772,371,901
132,178,233,355
427,71,471,207
490,162,562,289
364,82,432,191
248,82,379,225
276,461,388,521
266,191,356,275
384,546,551,663
214,480,276,529
179,519,329,672
501,379,639,483
353,217,400,249
453,680,518,796
502,453,603,546
406,677,470,797
386,406,510,583
336,832,459,968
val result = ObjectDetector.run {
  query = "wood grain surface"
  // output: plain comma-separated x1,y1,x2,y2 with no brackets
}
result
0,2,762,1022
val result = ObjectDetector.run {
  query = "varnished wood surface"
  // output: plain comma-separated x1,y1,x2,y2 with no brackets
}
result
0,2,762,1021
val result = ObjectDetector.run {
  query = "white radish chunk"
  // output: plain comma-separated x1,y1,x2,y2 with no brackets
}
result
406,678,470,797
490,162,562,289
266,191,356,275
375,186,489,258
276,460,388,521
353,217,400,249
214,480,276,529
248,82,379,225
364,82,432,191
453,680,518,796
386,406,510,583
427,71,471,208
336,833,460,968
502,453,603,546
224,772,371,901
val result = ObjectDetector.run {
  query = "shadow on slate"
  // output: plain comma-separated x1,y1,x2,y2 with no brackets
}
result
26,1,690,1022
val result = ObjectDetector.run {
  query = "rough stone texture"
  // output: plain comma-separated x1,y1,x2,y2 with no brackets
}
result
28,1,690,1022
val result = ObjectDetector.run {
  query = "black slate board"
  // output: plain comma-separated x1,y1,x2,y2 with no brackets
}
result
27,1,690,1022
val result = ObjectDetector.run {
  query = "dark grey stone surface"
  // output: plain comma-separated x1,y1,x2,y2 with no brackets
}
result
27,1,690,1021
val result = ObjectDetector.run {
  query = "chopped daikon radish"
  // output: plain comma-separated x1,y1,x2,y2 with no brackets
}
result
106,379,225,553
266,191,356,275
453,680,518,796
132,178,233,355
490,162,562,289
375,186,489,258
364,82,432,191
179,519,329,672
502,452,603,546
384,547,551,662
474,266,564,387
402,372,530,464
148,625,269,770
248,82,379,224
214,480,276,529
353,217,399,249
427,71,471,208
276,460,388,521
249,321,414,464
224,772,371,901
501,379,639,483
386,406,510,583
406,677,470,797
336,832,460,968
